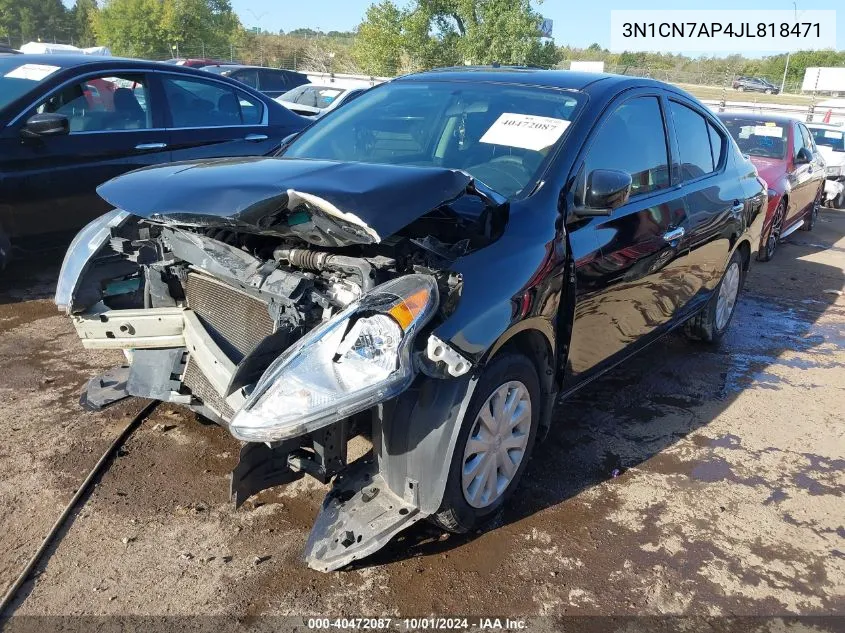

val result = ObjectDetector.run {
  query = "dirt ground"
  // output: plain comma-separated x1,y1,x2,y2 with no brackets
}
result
0,208,843,625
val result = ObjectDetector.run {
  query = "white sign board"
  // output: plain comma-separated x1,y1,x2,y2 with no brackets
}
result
480,113,570,151
569,61,606,73
802,67,845,93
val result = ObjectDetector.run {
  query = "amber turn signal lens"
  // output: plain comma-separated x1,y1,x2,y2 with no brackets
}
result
387,288,431,331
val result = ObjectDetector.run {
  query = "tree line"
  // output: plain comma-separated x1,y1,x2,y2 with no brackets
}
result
2,0,842,89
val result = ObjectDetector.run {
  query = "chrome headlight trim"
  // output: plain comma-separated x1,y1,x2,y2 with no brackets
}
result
229,274,439,442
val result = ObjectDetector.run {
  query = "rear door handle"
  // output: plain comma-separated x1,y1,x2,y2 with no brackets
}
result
135,142,167,150
244,134,269,142
663,227,685,243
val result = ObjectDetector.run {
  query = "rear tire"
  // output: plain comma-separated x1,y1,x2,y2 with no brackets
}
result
758,199,786,262
802,191,820,231
684,249,744,344
431,352,540,534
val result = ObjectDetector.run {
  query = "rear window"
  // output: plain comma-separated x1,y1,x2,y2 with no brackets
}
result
720,117,788,159
0,58,63,110
810,127,844,152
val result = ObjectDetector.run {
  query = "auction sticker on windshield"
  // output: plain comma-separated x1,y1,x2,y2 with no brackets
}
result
4,64,61,81
480,113,571,151
754,125,783,138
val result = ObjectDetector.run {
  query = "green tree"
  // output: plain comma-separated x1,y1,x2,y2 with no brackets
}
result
70,0,98,47
95,0,239,59
0,0,72,46
352,1,406,75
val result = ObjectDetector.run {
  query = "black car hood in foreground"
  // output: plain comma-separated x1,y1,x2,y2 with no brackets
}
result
97,157,477,247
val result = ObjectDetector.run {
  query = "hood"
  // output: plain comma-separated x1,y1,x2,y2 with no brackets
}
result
816,145,845,167
97,157,476,247
748,156,787,188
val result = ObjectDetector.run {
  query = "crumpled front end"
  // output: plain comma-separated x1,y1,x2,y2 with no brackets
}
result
56,160,504,570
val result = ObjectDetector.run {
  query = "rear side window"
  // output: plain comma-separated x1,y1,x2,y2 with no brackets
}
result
259,70,286,92
793,122,806,159
584,96,670,197
161,76,263,127
669,101,714,179
708,121,724,169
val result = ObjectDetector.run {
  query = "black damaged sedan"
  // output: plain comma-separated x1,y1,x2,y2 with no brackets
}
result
56,67,766,570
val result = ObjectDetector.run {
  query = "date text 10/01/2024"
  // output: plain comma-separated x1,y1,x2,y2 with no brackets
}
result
622,22,821,38
306,618,528,630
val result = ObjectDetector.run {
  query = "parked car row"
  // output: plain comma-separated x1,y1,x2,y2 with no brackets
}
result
53,67,773,571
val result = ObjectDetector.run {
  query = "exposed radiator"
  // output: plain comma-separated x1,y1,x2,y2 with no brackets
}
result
184,272,274,362
183,358,235,420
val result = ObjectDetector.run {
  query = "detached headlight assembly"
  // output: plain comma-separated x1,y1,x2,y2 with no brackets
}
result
230,274,439,442
55,208,130,314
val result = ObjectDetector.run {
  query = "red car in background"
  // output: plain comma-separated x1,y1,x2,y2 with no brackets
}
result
719,113,825,261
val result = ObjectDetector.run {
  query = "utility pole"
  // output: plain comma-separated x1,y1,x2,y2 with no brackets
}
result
780,1,798,93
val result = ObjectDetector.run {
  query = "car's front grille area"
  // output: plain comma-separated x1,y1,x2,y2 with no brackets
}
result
182,358,235,420
184,272,274,362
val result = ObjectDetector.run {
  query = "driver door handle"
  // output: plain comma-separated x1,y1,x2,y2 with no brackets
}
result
244,134,269,142
135,142,167,150
663,227,685,243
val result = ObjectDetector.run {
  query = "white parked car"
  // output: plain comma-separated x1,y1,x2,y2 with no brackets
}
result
275,83,370,117
807,123,845,208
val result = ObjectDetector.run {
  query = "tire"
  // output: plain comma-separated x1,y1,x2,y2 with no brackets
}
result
802,190,821,231
738,86,745,92
836,189,845,210
765,89,773,94
684,249,745,344
431,352,541,533
758,199,786,262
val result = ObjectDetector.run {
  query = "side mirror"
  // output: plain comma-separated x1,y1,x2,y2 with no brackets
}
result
573,169,632,216
795,147,813,164
21,113,70,138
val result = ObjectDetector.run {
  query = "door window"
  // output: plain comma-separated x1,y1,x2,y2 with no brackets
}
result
584,96,670,197
798,123,815,152
36,73,150,132
232,69,259,89
161,76,264,127
669,101,715,179
258,70,286,92
793,122,806,160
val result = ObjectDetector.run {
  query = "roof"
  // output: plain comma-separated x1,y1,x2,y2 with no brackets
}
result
396,66,664,92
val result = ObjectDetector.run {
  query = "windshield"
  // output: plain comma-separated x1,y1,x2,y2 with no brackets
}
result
810,127,844,152
283,81,584,198
0,58,63,110
721,117,788,159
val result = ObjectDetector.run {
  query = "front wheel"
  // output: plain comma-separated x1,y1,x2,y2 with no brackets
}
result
431,352,540,533
684,250,744,344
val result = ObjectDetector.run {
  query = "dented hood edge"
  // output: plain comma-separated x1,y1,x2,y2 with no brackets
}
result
96,157,478,247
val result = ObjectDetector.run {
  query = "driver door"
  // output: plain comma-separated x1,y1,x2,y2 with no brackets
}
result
0,72,169,240
566,94,694,378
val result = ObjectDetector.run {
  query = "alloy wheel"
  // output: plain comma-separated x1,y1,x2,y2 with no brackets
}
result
766,202,786,259
462,381,532,509
716,262,740,331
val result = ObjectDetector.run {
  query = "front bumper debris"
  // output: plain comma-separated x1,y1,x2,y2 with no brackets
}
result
304,458,422,572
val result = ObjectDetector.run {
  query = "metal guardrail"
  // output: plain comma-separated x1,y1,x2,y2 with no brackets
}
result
701,99,845,125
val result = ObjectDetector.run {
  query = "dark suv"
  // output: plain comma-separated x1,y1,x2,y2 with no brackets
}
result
732,76,780,94
203,64,309,98
58,68,766,571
